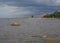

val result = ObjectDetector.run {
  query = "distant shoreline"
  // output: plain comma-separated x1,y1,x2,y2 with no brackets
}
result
0,18,60,20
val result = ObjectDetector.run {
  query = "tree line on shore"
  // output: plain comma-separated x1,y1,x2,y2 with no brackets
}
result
43,11,60,18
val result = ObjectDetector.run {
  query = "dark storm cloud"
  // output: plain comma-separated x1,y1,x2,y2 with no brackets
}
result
0,0,60,18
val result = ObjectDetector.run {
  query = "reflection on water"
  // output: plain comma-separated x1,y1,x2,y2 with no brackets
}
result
0,18,60,43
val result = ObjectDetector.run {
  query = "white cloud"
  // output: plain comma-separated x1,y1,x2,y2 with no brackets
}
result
0,4,34,18
55,0,60,5
32,0,60,6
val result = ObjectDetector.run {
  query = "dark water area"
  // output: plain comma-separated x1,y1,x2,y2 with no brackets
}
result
0,18,60,43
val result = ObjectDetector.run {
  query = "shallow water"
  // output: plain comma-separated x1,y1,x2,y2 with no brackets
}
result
0,18,60,43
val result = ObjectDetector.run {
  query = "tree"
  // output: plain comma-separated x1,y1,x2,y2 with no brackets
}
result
43,11,60,18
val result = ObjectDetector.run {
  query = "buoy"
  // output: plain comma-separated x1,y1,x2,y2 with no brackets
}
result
11,22,20,26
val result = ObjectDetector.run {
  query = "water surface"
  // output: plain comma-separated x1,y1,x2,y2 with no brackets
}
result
0,18,60,43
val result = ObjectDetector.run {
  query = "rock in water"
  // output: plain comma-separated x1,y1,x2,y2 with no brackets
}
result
11,22,20,26
42,35,48,38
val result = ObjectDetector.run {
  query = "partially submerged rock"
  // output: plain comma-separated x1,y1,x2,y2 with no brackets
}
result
42,35,48,38
11,22,20,26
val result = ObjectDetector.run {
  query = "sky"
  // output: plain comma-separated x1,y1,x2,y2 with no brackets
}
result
0,0,60,18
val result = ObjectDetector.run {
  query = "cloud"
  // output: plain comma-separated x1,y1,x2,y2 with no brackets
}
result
0,0,60,6
0,4,34,18
0,0,60,7
34,0,60,6
0,0,60,18
55,0,60,5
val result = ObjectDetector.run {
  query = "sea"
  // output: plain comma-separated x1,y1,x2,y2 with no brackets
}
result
0,18,60,43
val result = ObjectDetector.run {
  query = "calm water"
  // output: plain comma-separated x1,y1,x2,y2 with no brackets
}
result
0,18,60,43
